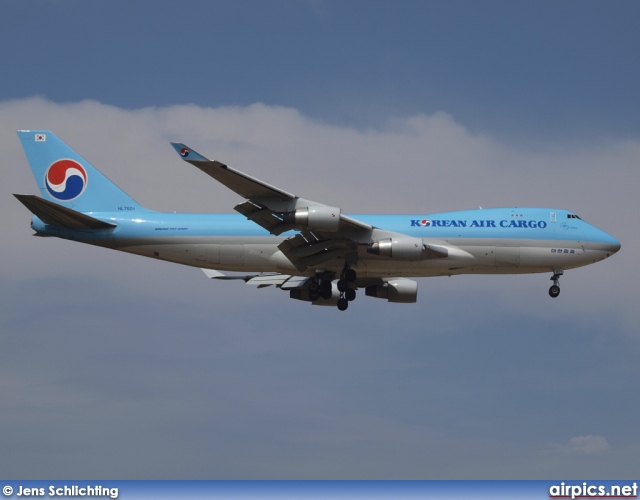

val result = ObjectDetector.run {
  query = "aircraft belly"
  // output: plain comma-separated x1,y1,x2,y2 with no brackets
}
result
113,237,287,272
220,244,244,268
112,235,599,277
353,240,596,278
495,246,520,267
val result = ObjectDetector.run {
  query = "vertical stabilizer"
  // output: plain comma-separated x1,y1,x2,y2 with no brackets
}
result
17,130,146,213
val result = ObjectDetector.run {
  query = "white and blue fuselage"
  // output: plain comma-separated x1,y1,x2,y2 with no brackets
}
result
31,207,620,278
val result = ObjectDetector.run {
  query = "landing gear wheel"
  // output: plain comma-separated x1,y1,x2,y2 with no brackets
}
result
320,284,333,300
548,269,563,298
337,264,357,310
307,278,321,300
308,279,320,294
344,268,357,283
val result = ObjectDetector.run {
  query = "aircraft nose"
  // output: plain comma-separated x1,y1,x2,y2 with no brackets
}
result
602,233,621,255
608,237,621,254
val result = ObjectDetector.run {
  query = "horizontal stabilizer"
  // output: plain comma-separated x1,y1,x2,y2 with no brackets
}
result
14,194,116,230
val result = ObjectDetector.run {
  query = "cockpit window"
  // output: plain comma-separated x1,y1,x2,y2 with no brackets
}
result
567,214,582,220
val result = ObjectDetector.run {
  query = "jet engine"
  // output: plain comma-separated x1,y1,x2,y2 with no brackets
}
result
282,206,341,232
367,237,426,260
289,282,341,306
365,278,418,303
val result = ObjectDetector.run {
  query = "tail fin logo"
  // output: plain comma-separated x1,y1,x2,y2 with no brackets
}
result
45,159,88,201
180,147,190,157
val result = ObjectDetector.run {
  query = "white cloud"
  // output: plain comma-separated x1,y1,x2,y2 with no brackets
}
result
549,435,613,455
568,435,612,454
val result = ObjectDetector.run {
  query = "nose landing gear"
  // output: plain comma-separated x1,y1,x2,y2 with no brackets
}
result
549,269,563,298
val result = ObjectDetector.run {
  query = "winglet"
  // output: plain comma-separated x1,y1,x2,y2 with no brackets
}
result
170,143,210,162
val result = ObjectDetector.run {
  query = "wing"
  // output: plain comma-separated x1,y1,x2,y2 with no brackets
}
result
201,269,307,289
201,269,419,306
171,142,373,271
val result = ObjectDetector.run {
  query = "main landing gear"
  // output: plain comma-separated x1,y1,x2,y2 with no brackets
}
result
337,266,357,311
308,275,333,301
549,269,563,298
306,265,357,311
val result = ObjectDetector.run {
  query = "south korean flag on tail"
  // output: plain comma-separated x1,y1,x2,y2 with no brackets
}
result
35,133,46,142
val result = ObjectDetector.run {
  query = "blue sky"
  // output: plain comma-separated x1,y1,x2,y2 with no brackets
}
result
1,0,639,479
3,1,638,140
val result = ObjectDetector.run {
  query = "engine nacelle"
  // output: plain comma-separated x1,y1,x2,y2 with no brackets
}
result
282,206,341,232
365,278,418,303
367,236,425,260
289,282,341,306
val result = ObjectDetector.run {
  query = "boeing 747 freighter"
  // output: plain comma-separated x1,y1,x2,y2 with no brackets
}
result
14,130,620,311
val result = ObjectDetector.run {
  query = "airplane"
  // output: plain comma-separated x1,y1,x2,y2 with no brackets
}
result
14,130,621,311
